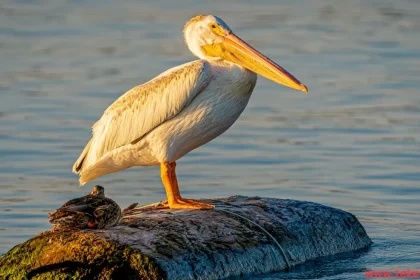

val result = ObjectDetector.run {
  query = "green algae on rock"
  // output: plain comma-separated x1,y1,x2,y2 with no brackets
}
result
0,231,164,279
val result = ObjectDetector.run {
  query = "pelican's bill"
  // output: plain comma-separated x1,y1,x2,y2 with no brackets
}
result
201,33,308,93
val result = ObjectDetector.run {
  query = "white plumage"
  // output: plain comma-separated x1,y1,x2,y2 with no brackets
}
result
75,60,256,184
73,15,307,209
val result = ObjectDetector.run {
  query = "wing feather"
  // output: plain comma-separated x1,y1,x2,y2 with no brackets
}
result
75,60,212,172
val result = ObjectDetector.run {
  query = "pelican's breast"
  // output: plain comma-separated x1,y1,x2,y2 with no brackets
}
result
143,62,257,163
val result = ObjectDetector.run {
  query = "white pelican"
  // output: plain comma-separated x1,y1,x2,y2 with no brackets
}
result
73,15,307,209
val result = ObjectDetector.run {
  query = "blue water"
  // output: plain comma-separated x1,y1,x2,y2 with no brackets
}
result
1,0,419,279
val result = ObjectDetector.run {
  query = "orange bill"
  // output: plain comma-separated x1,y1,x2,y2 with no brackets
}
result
201,33,308,93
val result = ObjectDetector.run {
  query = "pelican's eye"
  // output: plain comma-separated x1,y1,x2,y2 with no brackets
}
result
209,23,225,36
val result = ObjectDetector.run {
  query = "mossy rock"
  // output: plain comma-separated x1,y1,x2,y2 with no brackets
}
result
0,231,164,279
0,196,372,280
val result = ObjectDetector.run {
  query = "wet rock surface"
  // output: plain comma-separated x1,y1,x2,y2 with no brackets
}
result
0,196,371,280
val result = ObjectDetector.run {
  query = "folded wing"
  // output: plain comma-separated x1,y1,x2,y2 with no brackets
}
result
73,60,212,173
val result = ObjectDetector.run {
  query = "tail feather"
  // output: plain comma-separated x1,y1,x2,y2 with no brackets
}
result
79,164,107,186
74,139,141,186
78,153,128,186
73,138,93,174
74,138,122,186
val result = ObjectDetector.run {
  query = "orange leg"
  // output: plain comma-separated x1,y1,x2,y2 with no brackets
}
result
160,162,214,209
168,162,181,200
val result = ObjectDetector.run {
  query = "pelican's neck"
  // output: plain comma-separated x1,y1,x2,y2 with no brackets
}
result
206,58,254,75
204,58,257,92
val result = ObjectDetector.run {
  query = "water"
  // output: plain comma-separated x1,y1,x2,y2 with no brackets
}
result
1,0,419,278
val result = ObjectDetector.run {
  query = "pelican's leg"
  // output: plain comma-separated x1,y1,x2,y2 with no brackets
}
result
161,162,214,209
168,161,181,200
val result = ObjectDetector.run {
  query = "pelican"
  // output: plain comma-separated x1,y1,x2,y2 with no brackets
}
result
73,15,307,209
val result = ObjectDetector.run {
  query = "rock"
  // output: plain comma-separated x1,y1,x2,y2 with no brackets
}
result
0,196,372,279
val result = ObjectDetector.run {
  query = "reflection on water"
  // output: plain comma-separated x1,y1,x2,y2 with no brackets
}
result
1,0,419,278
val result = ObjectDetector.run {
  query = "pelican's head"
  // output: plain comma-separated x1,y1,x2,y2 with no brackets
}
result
184,15,307,92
